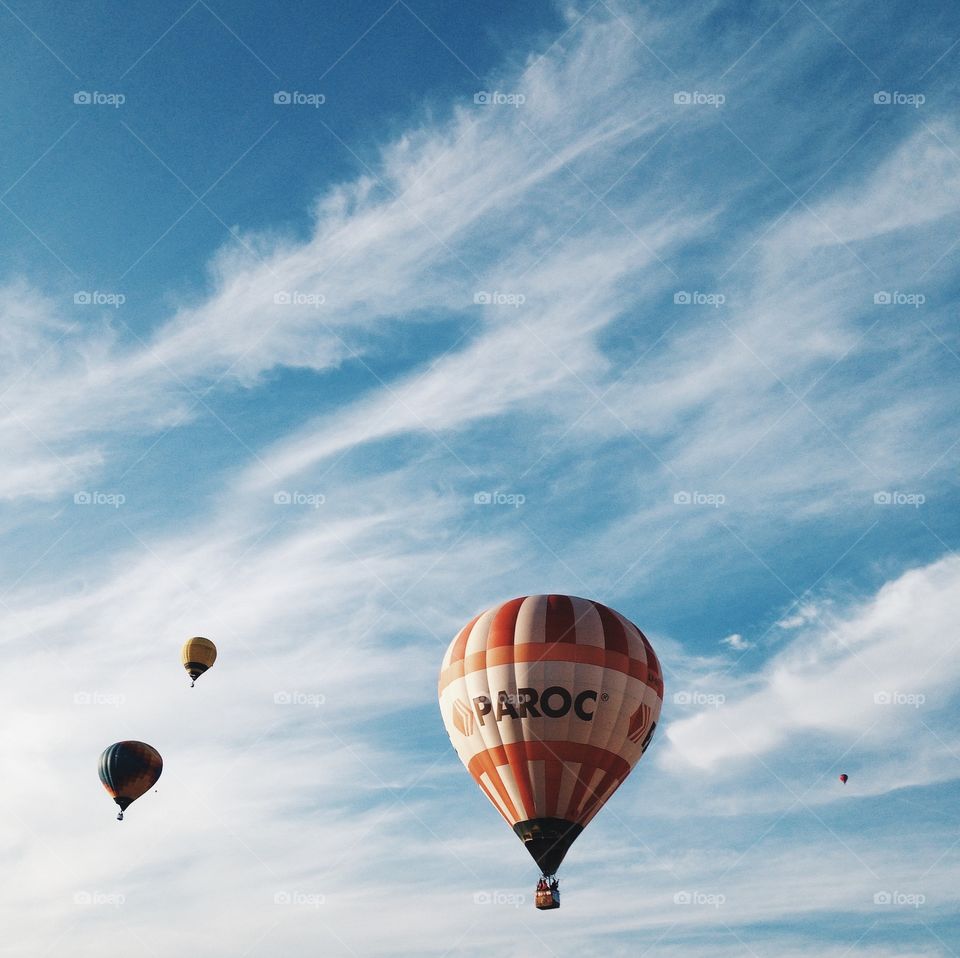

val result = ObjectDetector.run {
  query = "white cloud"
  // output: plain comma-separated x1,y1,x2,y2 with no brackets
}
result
721,632,751,650
772,123,960,250
777,603,820,629
0,9,696,504
666,556,960,774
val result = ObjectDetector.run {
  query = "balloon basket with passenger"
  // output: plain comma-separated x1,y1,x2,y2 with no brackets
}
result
535,877,560,910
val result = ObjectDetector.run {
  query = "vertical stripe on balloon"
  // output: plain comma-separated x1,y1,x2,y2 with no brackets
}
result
448,613,482,666
543,594,577,644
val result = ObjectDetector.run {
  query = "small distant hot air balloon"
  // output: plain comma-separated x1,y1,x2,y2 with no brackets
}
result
839,773,848,784
181,636,217,687
98,741,163,820
439,595,663,909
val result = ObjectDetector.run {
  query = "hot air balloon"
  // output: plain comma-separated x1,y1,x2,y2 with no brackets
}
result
839,773,848,784
98,741,163,820
439,595,663,909
181,636,217,687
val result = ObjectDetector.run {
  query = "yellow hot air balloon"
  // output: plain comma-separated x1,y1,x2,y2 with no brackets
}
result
181,636,217,687
438,595,663,909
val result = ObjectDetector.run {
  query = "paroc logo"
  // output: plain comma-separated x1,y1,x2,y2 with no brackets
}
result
452,699,475,737
628,702,658,753
472,687,598,727
628,702,651,743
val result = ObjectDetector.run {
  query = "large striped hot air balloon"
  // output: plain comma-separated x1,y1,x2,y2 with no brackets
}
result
98,741,163,820
438,595,663,906
181,636,217,687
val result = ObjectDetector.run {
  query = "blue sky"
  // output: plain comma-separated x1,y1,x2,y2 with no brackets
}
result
2,0,959,955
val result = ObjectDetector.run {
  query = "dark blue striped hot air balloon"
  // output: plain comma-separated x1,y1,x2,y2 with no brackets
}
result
98,742,163,820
